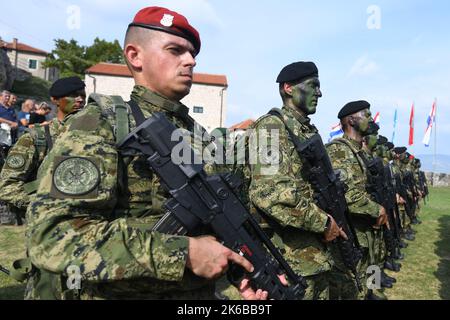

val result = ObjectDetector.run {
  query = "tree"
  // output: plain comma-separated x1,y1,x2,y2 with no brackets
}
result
43,38,124,79
85,38,124,64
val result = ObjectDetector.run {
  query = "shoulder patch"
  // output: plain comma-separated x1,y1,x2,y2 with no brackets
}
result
51,156,100,199
5,154,27,169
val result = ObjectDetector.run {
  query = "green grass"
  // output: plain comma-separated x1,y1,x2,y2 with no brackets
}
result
0,187,449,300
385,187,450,300
0,225,26,300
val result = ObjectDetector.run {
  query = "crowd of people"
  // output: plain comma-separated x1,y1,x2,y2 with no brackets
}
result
0,5,430,301
0,90,53,147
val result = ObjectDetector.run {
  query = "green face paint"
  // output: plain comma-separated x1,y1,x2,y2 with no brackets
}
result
59,97,77,114
366,134,378,150
291,77,322,115
355,109,378,137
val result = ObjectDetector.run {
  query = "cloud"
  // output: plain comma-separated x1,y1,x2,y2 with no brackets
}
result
348,55,380,77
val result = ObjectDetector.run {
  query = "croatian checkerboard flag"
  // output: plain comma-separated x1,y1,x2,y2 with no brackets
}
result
423,101,436,147
328,123,344,142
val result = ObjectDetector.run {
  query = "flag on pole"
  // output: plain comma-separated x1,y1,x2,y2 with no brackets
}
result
328,123,343,142
409,103,415,146
423,101,436,147
392,109,398,143
373,111,380,126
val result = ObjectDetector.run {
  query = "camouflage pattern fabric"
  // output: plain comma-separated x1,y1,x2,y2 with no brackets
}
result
248,106,332,299
360,145,387,272
326,135,382,299
26,86,217,300
0,119,65,210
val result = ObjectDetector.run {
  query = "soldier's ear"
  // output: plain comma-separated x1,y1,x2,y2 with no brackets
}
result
124,43,143,71
283,83,293,97
348,116,356,128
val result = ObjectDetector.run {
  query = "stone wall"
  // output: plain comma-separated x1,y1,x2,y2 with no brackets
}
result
425,172,450,187
0,46,15,90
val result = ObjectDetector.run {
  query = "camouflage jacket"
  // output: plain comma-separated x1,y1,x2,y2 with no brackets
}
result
248,106,332,277
26,86,216,299
0,118,66,209
326,135,381,243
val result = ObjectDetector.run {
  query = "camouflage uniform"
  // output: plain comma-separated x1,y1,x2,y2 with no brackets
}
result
26,86,216,300
248,106,332,300
395,158,413,231
0,119,66,211
326,135,382,299
361,142,388,298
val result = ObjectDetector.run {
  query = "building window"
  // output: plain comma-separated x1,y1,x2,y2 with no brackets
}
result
28,59,38,70
193,106,204,114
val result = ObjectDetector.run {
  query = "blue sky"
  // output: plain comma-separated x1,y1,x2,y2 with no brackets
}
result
1,0,449,155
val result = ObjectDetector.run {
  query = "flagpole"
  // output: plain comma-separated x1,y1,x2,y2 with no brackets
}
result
433,98,437,173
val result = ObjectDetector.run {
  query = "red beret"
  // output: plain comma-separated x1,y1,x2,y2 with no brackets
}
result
129,6,201,54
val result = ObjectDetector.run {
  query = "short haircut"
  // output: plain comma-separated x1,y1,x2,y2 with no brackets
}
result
123,26,157,70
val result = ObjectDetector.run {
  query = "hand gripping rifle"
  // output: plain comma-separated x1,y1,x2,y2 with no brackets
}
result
364,157,402,263
294,134,363,291
117,112,307,300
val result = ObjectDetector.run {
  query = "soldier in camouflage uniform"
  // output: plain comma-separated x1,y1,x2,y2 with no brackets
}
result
326,100,388,300
362,134,399,294
25,6,260,300
393,147,417,241
248,62,346,300
0,77,86,225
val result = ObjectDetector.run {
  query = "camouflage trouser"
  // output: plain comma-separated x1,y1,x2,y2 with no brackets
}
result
302,272,330,300
329,247,369,300
373,228,386,268
399,207,412,232
0,201,15,225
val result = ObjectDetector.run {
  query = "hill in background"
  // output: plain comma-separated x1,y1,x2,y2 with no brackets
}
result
417,154,450,174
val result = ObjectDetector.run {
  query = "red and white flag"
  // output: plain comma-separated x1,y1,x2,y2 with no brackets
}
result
409,103,415,146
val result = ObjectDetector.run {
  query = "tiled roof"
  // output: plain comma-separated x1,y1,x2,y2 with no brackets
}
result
86,63,228,87
5,42,48,55
229,119,254,131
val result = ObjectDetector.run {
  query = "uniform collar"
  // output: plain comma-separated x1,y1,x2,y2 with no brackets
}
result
131,85,190,118
342,134,363,149
282,106,312,125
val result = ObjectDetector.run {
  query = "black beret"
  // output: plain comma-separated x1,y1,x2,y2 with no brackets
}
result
276,61,318,83
338,100,371,119
377,136,388,145
385,142,394,150
49,76,85,98
393,147,407,154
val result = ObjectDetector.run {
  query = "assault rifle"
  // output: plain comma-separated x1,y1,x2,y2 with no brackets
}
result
294,134,363,291
118,112,307,300
364,157,403,264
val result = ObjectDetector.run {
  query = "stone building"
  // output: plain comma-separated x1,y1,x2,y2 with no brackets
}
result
85,62,228,132
4,38,58,82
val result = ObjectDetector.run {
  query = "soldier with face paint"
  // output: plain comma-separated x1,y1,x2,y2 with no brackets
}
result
0,77,87,226
362,134,401,295
247,62,346,300
326,100,389,300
